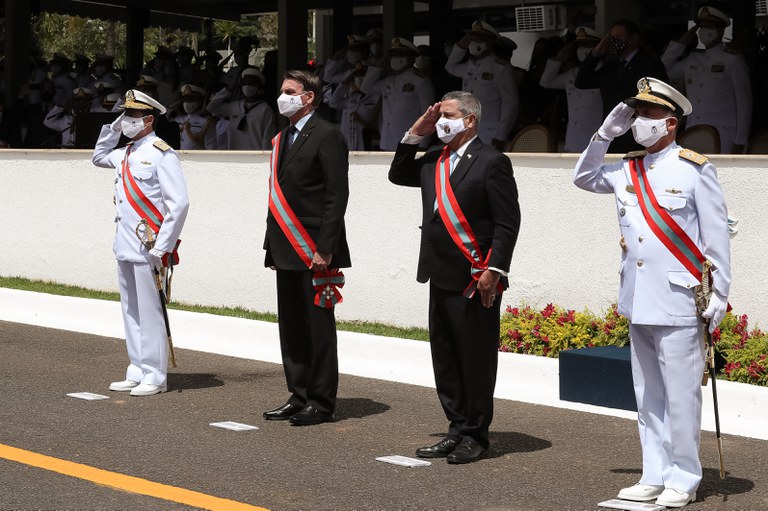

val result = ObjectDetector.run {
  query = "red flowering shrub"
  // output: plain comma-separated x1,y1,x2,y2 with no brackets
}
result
499,303,768,387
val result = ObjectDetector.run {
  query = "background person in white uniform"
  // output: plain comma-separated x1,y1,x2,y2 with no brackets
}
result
92,89,189,397
661,6,752,154
573,77,730,508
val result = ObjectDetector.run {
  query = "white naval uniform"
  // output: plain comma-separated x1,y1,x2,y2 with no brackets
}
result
360,65,434,151
662,42,752,153
574,139,731,495
168,111,216,150
539,59,603,152
43,106,76,148
327,84,379,151
323,57,355,85
206,91,276,150
445,46,519,144
92,125,189,387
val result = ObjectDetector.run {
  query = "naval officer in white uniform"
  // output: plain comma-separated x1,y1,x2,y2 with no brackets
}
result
92,89,189,397
574,78,731,508
445,20,519,150
359,37,434,151
539,27,604,152
661,6,752,154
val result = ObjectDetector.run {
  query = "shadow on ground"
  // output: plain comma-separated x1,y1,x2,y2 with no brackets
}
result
335,397,391,420
168,373,225,392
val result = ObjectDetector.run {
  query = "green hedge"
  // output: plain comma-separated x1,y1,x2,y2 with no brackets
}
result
498,303,768,387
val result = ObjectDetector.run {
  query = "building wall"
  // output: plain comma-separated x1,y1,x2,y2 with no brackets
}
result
1,149,765,329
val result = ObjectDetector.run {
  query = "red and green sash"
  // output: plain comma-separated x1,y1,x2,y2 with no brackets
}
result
435,146,502,299
628,156,704,282
268,131,344,308
122,144,180,266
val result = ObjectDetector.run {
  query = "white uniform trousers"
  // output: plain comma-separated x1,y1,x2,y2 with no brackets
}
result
630,323,706,495
117,260,168,386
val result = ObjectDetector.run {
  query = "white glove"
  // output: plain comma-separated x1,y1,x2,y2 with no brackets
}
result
702,291,728,333
148,248,165,272
597,102,635,141
110,112,124,132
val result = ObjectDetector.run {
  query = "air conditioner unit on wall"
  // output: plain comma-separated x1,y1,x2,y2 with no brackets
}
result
515,5,561,32
757,0,768,16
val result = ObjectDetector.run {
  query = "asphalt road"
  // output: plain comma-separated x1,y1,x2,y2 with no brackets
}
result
1,320,766,511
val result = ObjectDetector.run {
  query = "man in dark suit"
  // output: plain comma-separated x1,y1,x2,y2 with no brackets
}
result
262,69,351,426
389,91,521,463
575,19,668,153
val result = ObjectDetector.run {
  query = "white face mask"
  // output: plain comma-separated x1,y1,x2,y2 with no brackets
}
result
631,116,669,147
576,47,592,62
468,42,487,56
390,57,409,72
276,92,307,117
435,115,468,144
242,85,259,98
697,27,720,47
121,116,148,139
183,102,199,114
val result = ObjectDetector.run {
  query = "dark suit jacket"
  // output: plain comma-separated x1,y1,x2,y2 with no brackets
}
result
389,138,521,292
264,112,351,270
575,49,669,153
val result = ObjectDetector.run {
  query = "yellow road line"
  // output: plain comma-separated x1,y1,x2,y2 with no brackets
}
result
0,443,270,511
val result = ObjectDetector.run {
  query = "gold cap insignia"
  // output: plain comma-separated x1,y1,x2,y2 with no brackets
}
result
576,27,586,37
391,38,401,48
638,78,651,95
126,90,135,103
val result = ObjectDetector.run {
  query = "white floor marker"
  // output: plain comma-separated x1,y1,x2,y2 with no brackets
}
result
66,392,110,401
598,499,666,511
209,421,259,431
375,455,432,467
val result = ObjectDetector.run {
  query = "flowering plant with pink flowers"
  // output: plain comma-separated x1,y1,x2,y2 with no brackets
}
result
498,303,768,387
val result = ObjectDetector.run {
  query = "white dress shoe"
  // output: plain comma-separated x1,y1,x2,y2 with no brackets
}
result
129,383,167,396
617,483,664,502
656,488,696,507
109,379,140,392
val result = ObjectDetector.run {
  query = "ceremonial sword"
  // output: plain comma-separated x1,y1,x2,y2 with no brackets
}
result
696,259,725,479
135,219,177,368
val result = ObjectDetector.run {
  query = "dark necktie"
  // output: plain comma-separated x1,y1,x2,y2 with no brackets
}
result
286,125,298,151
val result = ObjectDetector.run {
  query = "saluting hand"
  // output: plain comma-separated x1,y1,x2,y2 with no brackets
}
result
477,270,501,309
409,102,442,137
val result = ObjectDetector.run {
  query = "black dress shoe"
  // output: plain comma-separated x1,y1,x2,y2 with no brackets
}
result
263,403,303,421
447,438,487,464
415,437,461,458
288,405,334,426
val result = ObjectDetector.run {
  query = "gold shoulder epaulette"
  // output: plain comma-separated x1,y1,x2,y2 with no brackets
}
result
679,148,708,165
153,139,171,152
623,150,647,159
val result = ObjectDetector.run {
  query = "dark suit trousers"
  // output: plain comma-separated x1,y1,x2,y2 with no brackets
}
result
276,269,339,414
429,282,501,448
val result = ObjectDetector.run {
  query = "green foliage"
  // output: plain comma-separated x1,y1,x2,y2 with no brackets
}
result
713,313,768,386
33,14,127,65
499,303,629,357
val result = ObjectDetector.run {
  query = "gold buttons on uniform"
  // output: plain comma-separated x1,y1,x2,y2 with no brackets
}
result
639,236,644,242
637,260,644,267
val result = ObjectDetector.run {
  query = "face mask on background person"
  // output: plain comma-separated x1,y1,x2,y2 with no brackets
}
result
183,102,199,114
435,116,468,144
390,57,409,72
631,116,669,147
576,47,592,62
697,27,720,47
276,92,307,117
468,42,487,56
609,37,630,57
121,116,147,139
